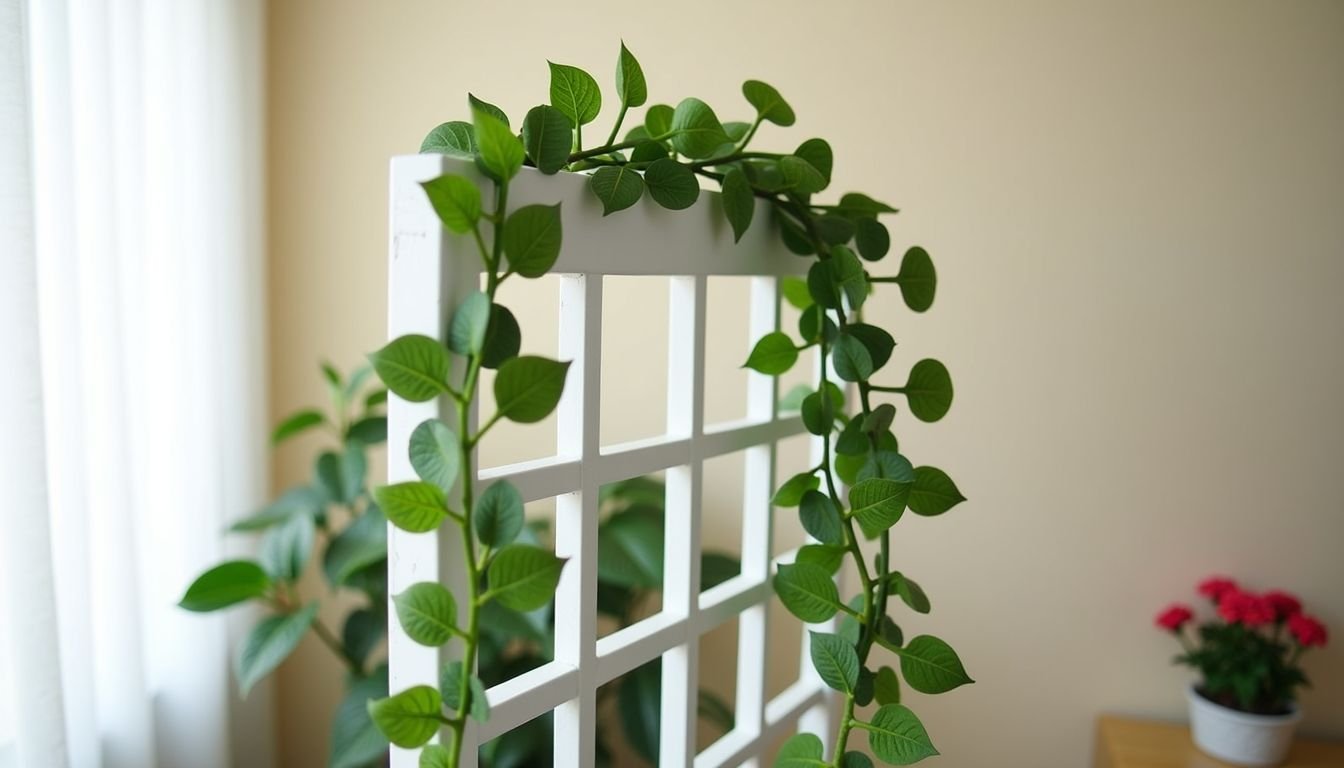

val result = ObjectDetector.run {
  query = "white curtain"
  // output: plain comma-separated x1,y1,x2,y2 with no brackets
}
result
1,1,270,766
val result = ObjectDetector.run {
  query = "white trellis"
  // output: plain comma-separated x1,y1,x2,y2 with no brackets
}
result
387,154,833,768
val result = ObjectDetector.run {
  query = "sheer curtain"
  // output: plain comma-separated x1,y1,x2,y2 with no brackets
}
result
1,1,271,766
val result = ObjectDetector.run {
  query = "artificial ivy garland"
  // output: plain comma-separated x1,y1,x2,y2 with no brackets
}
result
365,42,969,768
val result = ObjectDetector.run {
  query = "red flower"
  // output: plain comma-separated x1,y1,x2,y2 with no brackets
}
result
1217,590,1275,627
1288,614,1328,648
1155,604,1194,632
1264,590,1302,621
1198,576,1239,602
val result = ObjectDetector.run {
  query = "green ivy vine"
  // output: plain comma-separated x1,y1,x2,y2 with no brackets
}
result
365,42,969,768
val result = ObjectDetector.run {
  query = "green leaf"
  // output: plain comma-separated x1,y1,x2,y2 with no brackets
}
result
468,93,509,126
799,305,832,344
474,480,524,548
779,155,826,195
876,615,905,652
421,174,481,234
837,192,898,218
720,167,754,242
698,689,735,733
799,490,844,545
616,42,647,107
855,218,890,262
904,359,954,422
346,416,387,445
503,203,563,278
643,158,700,210
473,106,524,182
259,512,315,581
589,165,644,215
858,450,915,484
831,245,868,310
619,660,661,763
741,80,796,126
815,214,856,246
238,602,318,695
231,487,324,532
179,560,272,612
832,333,874,383
701,551,741,590
774,562,841,622
795,138,833,187
810,631,859,694
893,574,931,614
409,419,460,492
780,276,812,310
875,666,901,705
807,261,840,309
780,215,815,255
644,103,674,137
494,355,571,423
849,477,911,539
847,323,895,372
367,685,442,748
487,545,565,611
341,609,385,669
548,62,602,126
772,471,820,507
842,752,875,768
863,404,897,437
899,635,974,694
669,98,729,159
775,733,827,767
631,140,669,163
522,105,573,175
420,121,476,158
394,582,457,647
323,506,387,586
796,544,845,575
909,467,966,517
895,246,936,312
865,704,938,764
374,481,447,533
598,508,664,589
744,331,798,375
480,303,521,369
447,291,490,357
439,663,487,721
329,666,389,768
419,745,452,768
800,391,834,436
365,389,388,410
368,335,450,403
271,409,324,445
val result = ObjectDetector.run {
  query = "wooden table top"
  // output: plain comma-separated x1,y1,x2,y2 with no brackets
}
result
1095,716,1344,768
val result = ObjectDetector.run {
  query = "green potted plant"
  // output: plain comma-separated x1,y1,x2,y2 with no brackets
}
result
1155,576,1328,766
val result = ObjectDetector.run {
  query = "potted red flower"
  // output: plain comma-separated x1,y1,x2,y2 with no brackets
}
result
1155,577,1329,766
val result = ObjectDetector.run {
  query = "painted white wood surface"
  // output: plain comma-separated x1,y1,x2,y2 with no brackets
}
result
388,154,830,768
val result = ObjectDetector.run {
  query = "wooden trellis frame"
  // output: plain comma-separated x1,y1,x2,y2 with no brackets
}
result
387,155,834,768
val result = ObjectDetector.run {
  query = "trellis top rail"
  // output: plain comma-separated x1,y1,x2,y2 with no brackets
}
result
392,154,809,278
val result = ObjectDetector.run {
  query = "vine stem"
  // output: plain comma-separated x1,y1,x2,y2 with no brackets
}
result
442,180,510,768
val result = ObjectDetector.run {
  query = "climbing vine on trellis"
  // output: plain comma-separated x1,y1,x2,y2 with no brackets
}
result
364,42,969,768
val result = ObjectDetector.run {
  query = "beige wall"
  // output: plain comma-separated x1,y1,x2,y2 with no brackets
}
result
266,1,1344,765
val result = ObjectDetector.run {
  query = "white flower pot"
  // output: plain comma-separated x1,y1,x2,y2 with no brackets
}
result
1187,684,1301,766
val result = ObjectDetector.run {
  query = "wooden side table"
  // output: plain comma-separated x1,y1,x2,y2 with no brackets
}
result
1094,715,1344,768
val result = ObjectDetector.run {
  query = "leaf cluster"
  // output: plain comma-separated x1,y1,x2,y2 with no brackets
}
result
179,363,392,768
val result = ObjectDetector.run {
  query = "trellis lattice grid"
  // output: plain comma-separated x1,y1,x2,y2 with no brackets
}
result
388,155,837,768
